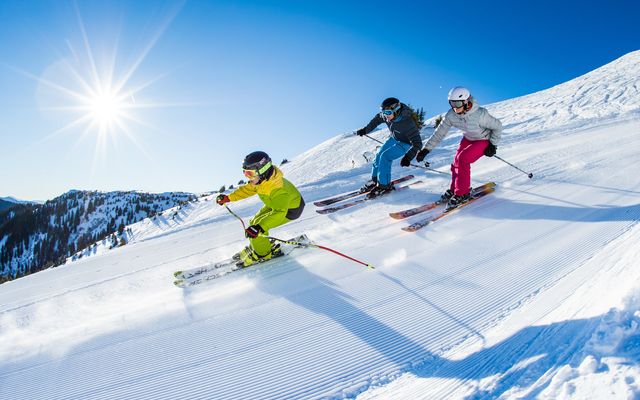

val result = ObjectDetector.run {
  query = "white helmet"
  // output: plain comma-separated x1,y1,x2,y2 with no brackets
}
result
448,86,471,101
447,86,472,111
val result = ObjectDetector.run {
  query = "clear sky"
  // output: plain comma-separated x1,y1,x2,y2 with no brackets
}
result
1,0,638,201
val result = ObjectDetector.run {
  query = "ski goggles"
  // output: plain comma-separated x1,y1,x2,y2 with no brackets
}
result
243,169,259,179
381,103,401,116
242,160,272,179
449,99,467,109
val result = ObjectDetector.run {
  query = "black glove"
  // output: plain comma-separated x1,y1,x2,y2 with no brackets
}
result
400,153,412,167
484,143,497,157
216,194,230,205
355,128,367,136
245,224,264,238
416,148,430,162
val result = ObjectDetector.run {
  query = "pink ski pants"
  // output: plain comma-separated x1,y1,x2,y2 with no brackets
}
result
450,138,489,196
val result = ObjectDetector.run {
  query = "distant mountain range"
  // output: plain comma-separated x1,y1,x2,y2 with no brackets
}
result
0,196,39,212
0,199,15,212
0,190,197,282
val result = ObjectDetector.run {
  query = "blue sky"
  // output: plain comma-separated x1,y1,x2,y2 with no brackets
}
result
1,0,638,201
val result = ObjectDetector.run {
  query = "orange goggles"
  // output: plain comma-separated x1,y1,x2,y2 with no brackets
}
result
242,160,272,179
243,169,258,179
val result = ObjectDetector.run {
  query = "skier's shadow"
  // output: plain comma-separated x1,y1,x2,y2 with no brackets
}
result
254,260,436,375
253,260,640,398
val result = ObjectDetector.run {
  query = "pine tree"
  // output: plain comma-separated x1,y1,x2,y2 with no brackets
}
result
406,103,426,128
434,114,444,128
415,107,426,128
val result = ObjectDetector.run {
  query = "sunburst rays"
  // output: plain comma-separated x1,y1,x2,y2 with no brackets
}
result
11,1,186,174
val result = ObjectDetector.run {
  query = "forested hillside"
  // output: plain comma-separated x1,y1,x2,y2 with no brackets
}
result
0,190,196,282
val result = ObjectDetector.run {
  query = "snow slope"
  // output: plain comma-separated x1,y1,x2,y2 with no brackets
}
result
1,51,640,400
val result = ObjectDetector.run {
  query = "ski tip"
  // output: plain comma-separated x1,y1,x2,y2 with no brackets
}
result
173,271,183,278
388,213,404,219
173,280,184,286
473,182,496,190
367,264,376,270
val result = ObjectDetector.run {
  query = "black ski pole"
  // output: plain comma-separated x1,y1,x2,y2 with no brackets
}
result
360,133,384,145
494,155,534,179
359,132,450,175
224,204,247,230
410,162,451,176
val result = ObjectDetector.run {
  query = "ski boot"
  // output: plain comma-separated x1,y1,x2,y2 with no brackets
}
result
235,243,282,268
359,177,378,193
366,183,395,199
445,193,471,212
439,189,454,203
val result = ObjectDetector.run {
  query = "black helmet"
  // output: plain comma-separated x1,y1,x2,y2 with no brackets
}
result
242,151,274,181
380,97,401,117
381,97,401,110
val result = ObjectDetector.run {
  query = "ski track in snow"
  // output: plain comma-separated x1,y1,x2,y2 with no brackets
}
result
1,51,640,400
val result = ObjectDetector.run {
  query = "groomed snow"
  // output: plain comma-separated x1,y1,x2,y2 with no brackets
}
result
1,51,639,400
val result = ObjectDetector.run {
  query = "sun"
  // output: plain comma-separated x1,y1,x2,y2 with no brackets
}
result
89,90,122,127
37,62,143,157
14,3,185,167
25,48,147,159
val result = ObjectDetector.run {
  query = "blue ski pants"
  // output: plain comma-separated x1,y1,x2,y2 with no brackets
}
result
371,137,411,185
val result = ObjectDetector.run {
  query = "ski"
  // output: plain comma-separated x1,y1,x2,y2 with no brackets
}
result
389,182,496,219
174,256,286,288
174,262,240,287
313,175,415,207
401,187,496,232
316,180,423,214
173,260,235,280
173,234,311,287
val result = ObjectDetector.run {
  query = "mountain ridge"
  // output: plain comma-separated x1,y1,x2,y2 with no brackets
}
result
0,189,197,282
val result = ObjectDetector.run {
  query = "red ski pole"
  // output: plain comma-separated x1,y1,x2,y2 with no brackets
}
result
267,235,375,270
224,204,375,269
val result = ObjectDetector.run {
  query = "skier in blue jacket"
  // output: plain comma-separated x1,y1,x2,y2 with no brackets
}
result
355,97,423,198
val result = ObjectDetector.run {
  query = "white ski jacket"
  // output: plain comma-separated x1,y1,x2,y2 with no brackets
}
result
424,99,502,150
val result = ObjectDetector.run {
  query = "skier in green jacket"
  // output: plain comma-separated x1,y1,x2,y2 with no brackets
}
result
216,151,305,267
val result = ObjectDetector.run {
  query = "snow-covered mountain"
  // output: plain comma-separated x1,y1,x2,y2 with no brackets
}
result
1,51,639,399
0,196,37,212
0,196,37,204
0,190,196,281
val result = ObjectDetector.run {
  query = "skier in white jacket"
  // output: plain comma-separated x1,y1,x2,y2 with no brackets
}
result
416,86,502,210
